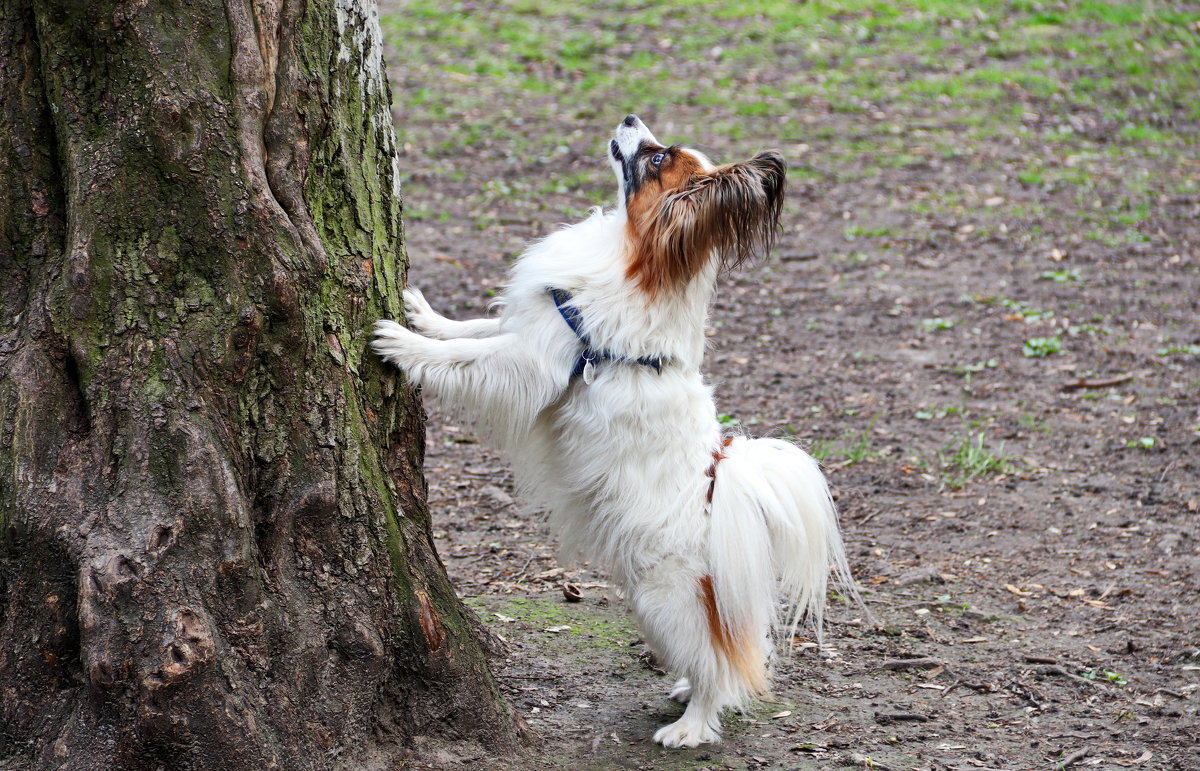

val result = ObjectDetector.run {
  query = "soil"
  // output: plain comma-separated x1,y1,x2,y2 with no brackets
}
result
383,36,1200,771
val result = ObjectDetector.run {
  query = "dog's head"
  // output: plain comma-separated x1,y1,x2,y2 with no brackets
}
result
609,115,786,297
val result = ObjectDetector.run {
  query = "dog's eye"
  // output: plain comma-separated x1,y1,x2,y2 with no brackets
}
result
651,152,666,166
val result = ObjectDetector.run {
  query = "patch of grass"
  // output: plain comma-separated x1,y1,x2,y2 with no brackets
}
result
948,359,998,376
1157,344,1200,357
1023,336,1062,358
465,596,638,649
1120,124,1171,143
938,431,1012,489
1018,413,1052,434
999,299,1054,322
810,413,879,465
844,224,894,240
1080,668,1128,686
1040,268,1081,283
1017,167,1045,186
382,0,1200,234
920,317,955,332
915,405,965,421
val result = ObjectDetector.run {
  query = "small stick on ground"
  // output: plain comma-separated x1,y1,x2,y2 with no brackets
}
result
874,712,930,724
1060,373,1135,391
1038,665,1109,690
879,657,944,671
1058,747,1090,767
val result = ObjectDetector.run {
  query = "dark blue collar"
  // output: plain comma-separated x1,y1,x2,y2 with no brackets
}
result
548,288,665,380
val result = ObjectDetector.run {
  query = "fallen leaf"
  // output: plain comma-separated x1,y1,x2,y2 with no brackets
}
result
1112,751,1153,766
771,710,792,719
1005,584,1033,597
544,625,571,633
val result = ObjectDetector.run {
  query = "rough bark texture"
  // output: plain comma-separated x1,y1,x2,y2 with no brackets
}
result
0,1,520,768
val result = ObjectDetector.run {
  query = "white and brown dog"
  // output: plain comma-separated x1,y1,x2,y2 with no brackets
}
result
373,115,850,748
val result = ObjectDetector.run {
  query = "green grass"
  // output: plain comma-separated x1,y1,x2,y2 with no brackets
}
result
810,413,879,464
381,0,1198,295
920,317,956,332
1040,268,1081,283
381,0,1199,160
465,595,638,648
1023,336,1063,358
938,431,1013,489
1158,344,1200,357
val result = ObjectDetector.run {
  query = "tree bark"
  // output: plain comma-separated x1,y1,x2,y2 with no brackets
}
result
0,1,520,768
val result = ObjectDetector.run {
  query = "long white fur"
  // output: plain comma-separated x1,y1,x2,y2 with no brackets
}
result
372,117,850,749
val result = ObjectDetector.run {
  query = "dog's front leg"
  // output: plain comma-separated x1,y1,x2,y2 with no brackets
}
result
403,286,503,340
372,320,570,435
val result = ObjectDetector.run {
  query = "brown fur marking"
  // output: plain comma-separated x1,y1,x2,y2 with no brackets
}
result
705,436,735,504
697,575,768,694
625,148,705,296
626,150,786,297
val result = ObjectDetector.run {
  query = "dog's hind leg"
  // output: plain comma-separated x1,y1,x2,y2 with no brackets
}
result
632,561,764,748
654,682,722,749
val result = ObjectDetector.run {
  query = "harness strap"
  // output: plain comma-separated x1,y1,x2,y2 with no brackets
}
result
549,288,665,380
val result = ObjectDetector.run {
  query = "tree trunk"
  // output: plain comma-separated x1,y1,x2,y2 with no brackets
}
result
0,1,521,768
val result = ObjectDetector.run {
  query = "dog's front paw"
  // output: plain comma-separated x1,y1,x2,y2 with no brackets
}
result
372,319,417,365
669,678,692,703
653,716,720,748
402,286,438,334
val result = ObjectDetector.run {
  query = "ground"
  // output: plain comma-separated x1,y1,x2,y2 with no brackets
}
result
377,2,1200,768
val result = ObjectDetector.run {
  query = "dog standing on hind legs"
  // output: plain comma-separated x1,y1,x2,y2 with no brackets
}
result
373,115,852,748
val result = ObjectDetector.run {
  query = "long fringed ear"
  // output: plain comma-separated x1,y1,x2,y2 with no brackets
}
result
629,151,787,296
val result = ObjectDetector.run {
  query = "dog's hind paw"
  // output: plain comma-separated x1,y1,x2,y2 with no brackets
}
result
653,716,719,748
669,678,692,703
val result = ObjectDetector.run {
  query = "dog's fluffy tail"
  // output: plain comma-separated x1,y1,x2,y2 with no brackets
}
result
707,436,852,695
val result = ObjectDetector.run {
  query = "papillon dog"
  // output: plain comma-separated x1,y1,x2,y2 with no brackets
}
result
373,115,851,748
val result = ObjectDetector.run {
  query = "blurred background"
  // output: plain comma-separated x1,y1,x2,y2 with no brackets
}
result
381,0,1197,264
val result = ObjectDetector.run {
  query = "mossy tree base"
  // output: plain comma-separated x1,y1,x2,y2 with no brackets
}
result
0,1,521,767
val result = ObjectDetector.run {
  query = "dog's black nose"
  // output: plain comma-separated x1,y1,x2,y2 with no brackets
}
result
623,114,639,127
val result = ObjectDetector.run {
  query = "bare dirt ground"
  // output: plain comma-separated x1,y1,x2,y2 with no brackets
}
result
379,4,1200,768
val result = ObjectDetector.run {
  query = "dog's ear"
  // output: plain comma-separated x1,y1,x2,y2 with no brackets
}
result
629,151,787,296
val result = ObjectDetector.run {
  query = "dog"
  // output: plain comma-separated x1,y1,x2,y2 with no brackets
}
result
372,115,851,748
